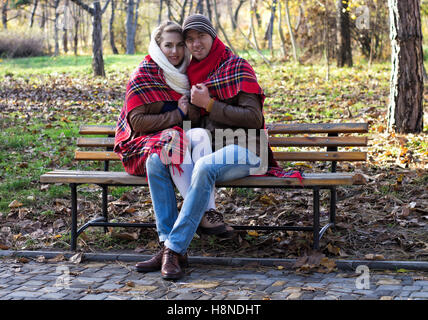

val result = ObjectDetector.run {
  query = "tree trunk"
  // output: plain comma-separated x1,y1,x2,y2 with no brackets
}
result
92,1,105,76
284,0,298,62
277,0,286,59
109,0,119,54
40,0,46,28
126,0,135,54
250,0,260,51
158,0,163,25
387,0,424,133
213,0,236,54
336,0,352,67
205,0,212,23
2,0,8,30
29,0,38,28
264,0,277,54
54,0,60,56
73,2,79,55
179,0,188,25
63,0,70,53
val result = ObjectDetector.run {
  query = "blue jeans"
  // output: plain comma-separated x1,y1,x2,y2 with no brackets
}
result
145,144,261,255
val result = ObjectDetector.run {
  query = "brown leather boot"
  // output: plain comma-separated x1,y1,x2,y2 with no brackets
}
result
135,246,188,273
161,247,185,280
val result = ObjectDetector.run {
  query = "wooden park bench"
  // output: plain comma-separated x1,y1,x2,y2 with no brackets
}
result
40,122,369,251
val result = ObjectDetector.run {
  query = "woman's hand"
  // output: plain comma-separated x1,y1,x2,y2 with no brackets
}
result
190,83,211,109
178,95,189,115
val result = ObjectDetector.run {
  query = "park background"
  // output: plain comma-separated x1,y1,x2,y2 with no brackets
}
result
0,0,427,267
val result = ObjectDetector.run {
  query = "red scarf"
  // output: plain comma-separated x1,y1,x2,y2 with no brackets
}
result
187,37,228,88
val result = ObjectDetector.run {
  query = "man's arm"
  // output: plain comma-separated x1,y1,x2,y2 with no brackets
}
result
208,92,264,129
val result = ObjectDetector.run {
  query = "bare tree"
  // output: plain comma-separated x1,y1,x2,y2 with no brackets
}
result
227,0,271,66
277,0,286,59
109,0,118,54
250,0,260,51
2,0,9,29
53,0,60,56
336,0,352,67
126,0,141,55
70,0,111,77
264,0,277,55
212,0,236,53
29,0,38,28
387,0,424,133
284,0,298,62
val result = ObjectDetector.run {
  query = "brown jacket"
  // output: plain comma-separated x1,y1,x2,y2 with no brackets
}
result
127,102,183,140
188,92,268,162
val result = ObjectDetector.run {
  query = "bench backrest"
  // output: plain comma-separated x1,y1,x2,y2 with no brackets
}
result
76,123,369,171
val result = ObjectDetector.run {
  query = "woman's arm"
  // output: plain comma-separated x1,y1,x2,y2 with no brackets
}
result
128,102,183,134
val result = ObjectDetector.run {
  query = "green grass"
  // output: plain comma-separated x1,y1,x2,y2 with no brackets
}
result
0,54,146,77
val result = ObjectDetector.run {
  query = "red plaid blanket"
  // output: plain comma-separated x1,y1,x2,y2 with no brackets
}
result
114,56,187,176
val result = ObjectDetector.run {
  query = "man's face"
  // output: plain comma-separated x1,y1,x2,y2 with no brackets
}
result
184,29,213,61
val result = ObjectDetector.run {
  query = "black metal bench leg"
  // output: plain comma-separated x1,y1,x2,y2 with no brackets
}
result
313,187,320,250
70,183,78,251
102,185,109,233
330,186,336,225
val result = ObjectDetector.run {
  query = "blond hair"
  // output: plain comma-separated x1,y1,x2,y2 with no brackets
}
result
153,21,183,46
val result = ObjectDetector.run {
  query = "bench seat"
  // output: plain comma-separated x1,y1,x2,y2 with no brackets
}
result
41,170,367,187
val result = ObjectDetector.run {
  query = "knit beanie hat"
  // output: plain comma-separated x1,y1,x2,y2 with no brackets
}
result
182,14,217,39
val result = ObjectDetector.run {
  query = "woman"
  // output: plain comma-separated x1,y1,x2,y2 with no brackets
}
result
114,21,227,274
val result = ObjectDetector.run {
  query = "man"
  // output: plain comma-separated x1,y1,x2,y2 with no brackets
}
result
141,14,269,281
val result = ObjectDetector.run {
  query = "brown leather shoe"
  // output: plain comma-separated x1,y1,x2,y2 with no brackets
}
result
161,247,185,280
135,246,188,273
197,209,234,238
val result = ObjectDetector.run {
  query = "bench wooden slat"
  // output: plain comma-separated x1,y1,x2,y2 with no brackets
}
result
274,151,366,161
75,150,367,162
269,136,368,147
40,170,367,186
79,125,116,135
75,151,120,161
267,122,369,134
77,136,368,148
79,123,369,136
77,137,115,148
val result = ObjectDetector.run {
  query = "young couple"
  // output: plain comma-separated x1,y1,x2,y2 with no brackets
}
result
114,14,293,281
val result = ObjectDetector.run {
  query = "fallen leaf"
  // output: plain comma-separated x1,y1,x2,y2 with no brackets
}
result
8,200,23,208
69,252,83,264
181,281,220,289
17,257,30,263
247,230,260,237
48,254,66,263
364,254,385,260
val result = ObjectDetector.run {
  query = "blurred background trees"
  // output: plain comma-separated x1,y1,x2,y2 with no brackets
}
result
0,0,425,133
0,0,397,63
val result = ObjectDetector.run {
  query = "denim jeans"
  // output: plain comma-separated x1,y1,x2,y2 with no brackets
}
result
145,144,261,255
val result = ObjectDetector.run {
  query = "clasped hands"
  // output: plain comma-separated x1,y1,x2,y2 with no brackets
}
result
178,83,211,115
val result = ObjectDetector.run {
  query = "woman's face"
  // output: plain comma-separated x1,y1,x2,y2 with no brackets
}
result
184,29,213,61
159,31,185,67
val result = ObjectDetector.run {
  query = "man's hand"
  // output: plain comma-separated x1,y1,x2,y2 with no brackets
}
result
190,83,211,110
178,95,189,115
